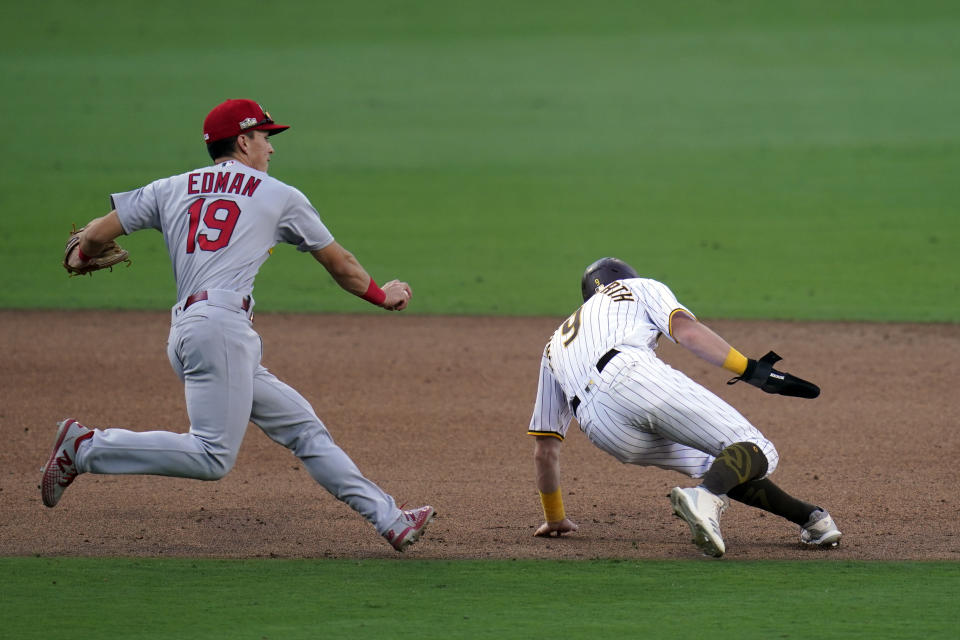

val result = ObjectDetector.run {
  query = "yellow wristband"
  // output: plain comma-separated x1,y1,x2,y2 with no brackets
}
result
539,488,566,522
722,347,748,375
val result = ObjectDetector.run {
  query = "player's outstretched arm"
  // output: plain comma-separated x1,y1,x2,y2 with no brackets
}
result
533,436,579,537
672,312,819,398
670,311,734,368
79,211,126,254
311,242,411,311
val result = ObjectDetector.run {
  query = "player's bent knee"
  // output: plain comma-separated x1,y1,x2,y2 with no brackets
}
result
753,440,779,476
703,440,776,495
197,451,238,480
723,441,772,480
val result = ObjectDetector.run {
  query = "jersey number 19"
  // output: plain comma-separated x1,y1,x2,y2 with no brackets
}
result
186,198,241,253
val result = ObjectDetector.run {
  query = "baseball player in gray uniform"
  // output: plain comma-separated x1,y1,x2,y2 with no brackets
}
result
528,257,841,557
41,99,435,552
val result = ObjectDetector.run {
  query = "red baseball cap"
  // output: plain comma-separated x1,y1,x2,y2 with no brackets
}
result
203,99,289,143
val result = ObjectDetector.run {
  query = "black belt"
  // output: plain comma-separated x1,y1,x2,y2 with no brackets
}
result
183,291,251,312
570,348,620,414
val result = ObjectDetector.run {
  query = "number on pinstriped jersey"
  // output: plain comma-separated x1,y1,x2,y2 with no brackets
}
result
186,198,241,253
560,307,583,347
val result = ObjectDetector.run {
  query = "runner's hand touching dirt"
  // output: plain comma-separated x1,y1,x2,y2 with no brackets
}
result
534,518,579,537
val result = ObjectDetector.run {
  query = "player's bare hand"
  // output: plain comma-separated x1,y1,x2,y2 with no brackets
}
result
381,279,412,311
67,248,90,270
534,518,579,537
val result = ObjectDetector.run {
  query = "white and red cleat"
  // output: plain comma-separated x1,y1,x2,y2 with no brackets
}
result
40,418,93,508
383,505,436,552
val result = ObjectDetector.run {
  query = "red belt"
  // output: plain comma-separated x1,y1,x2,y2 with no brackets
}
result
183,291,251,312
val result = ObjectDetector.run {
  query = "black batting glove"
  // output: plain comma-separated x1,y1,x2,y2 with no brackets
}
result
728,351,820,399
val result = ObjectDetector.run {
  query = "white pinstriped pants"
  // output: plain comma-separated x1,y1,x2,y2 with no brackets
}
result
574,350,779,479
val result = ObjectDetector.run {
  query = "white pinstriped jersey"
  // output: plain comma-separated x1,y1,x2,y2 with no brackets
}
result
545,278,692,405
112,159,334,302
528,278,691,440
528,277,778,477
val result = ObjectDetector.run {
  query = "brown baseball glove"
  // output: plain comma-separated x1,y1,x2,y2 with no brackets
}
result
63,224,131,276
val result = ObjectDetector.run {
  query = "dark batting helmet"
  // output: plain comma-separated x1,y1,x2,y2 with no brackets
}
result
580,257,638,302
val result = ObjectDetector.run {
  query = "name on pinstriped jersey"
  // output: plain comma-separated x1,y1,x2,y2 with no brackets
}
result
599,281,635,302
186,171,262,197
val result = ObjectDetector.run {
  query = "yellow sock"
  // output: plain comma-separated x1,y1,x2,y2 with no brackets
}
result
539,488,566,522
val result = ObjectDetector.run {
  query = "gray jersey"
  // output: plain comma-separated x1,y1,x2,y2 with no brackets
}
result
112,159,334,301
76,158,405,535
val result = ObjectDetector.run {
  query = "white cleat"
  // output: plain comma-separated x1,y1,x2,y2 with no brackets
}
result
671,486,728,558
800,509,842,548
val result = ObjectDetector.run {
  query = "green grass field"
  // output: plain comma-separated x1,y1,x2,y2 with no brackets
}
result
2,0,958,318
3,558,958,639
3,2,959,638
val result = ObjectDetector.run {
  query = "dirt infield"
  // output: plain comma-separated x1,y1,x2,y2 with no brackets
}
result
2,311,957,560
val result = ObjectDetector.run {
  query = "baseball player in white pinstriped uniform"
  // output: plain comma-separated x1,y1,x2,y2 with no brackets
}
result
529,257,841,557
41,99,434,552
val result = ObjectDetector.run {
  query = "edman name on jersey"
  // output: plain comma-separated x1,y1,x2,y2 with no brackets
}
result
186,171,262,198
